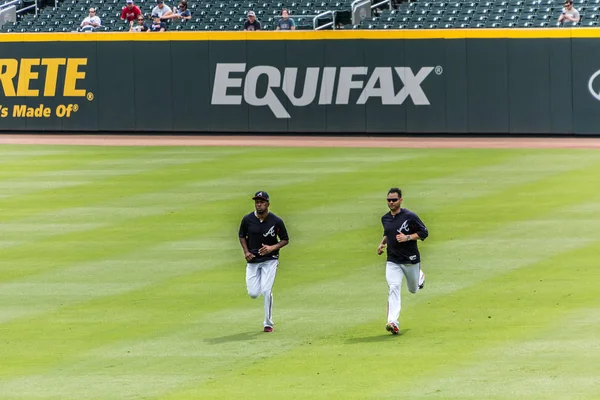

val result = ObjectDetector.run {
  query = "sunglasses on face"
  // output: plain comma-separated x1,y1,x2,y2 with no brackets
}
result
387,198,399,203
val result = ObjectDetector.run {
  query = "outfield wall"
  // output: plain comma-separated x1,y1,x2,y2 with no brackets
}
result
1,29,600,135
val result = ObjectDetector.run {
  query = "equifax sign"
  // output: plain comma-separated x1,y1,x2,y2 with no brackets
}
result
211,63,442,119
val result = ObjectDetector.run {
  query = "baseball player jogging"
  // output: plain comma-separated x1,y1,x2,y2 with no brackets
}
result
377,188,428,335
238,191,289,332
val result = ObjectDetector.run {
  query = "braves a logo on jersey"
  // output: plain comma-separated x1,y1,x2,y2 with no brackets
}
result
263,226,276,237
397,220,410,233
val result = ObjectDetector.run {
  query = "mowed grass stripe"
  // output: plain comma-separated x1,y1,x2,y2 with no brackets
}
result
415,151,598,203
420,152,600,240
0,147,252,222
0,149,437,331
155,151,600,399
0,147,540,304
3,198,597,397
0,148,74,180
382,242,600,400
0,148,592,324
431,308,600,400
177,240,600,400
405,310,600,400
0,148,596,400
0,148,478,282
281,150,600,287
0,148,467,323
0,146,420,236
0,149,524,382
0,146,166,189
0,152,446,374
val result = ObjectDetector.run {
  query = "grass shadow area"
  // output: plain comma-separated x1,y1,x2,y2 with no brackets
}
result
205,331,262,344
345,329,410,344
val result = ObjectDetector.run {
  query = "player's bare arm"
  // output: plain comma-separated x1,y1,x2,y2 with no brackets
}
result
377,236,387,255
239,237,255,261
259,239,289,256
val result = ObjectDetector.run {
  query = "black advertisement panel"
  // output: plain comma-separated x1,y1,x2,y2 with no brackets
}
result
0,35,598,135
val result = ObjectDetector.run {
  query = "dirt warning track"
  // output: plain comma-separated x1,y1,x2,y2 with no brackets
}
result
1,134,600,149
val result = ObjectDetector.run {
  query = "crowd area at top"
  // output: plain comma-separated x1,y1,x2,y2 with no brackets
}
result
79,0,299,32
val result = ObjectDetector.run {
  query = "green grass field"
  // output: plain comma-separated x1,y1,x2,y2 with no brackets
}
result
0,144,599,400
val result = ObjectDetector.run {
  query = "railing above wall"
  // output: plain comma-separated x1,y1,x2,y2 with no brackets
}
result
1,0,40,18
313,10,336,30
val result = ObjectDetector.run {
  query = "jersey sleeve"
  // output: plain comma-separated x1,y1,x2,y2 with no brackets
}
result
120,7,127,18
276,218,289,241
238,217,248,238
411,213,429,240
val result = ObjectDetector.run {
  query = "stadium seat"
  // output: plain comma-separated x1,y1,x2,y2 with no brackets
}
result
3,0,596,31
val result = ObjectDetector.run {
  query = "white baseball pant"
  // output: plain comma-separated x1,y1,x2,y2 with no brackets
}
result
386,261,423,327
246,259,278,328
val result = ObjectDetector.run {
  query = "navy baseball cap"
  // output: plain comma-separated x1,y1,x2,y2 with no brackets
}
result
252,191,270,201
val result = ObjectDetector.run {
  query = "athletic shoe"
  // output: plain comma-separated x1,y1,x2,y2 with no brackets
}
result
264,326,273,333
385,322,399,335
419,270,425,290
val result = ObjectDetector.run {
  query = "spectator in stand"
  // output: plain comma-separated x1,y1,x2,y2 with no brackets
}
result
276,8,295,30
244,10,261,31
152,0,171,20
80,7,101,31
130,14,149,31
150,13,167,31
121,0,142,28
558,0,580,24
161,0,191,21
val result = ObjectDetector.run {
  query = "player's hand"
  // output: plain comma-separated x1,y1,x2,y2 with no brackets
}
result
258,244,274,256
244,251,255,262
396,234,409,243
377,243,386,255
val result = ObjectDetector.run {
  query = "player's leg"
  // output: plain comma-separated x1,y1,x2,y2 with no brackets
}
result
401,262,421,294
246,262,261,299
259,259,278,330
385,261,403,334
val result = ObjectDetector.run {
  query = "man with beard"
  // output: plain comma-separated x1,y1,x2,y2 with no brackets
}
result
238,191,289,332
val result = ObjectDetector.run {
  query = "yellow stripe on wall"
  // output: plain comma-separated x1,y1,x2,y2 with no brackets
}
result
1,28,599,42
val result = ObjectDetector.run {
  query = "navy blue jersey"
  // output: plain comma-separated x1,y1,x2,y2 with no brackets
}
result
381,208,428,264
239,212,289,263
150,21,167,31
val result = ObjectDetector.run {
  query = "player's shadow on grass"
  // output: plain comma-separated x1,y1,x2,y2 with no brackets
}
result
205,331,262,344
345,329,410,344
